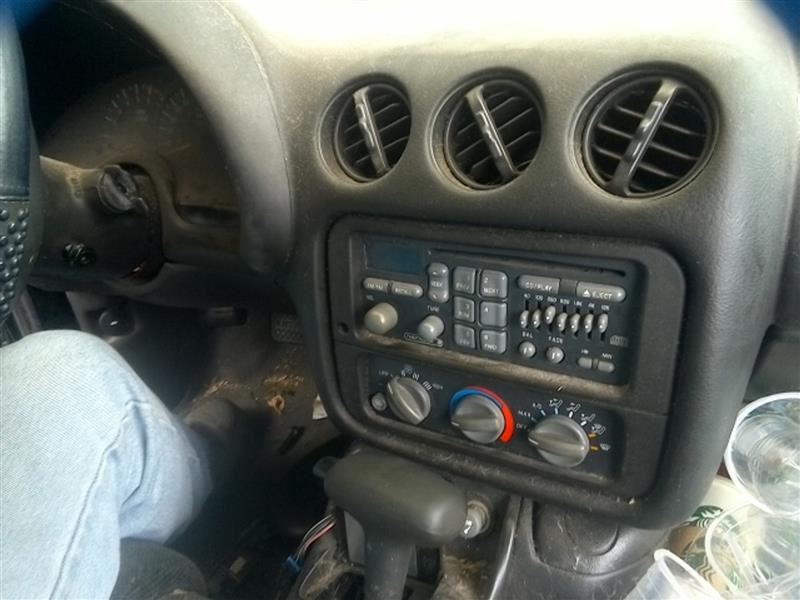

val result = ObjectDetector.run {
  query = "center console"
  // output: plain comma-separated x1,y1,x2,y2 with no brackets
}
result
328,216,686,527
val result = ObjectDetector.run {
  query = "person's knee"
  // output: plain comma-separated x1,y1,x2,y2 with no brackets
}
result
0,330,153,441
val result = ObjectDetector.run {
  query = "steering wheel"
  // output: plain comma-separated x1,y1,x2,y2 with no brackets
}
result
0,11,40,326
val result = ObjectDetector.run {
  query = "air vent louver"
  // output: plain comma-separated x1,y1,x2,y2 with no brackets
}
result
444,80,542,189
583,75,713,197
334,84,411,181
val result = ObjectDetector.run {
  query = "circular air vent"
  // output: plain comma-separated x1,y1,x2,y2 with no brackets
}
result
582,75,714,197
333,83,411,181
443,79,542,189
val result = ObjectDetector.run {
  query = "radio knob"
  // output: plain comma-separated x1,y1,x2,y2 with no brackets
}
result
417,314,445,343
450,394,506,444
385,376,431,424
526,415,590,467
364,302,398,335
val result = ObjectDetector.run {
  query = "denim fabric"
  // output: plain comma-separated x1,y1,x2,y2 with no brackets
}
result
0,330,212,599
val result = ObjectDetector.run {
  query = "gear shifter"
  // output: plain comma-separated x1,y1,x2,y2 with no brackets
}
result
325,450,467,600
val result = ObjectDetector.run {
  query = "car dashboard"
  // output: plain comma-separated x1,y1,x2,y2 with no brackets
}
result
22,0,800,532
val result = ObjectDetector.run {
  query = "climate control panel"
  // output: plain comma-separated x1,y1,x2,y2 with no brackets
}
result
349,235,642,384
366,357,619,479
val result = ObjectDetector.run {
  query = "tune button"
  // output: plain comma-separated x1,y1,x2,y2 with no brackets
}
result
417,315,445,343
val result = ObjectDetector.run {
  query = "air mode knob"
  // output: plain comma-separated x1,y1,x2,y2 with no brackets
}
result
526,415,590,467
385,376,431,425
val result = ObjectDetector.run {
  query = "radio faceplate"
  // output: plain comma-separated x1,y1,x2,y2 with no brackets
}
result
351,235,643,384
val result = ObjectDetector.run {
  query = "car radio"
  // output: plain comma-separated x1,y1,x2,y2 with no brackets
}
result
327,217,685,499
347,234,641,384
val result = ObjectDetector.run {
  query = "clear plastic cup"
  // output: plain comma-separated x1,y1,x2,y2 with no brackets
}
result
704,503,800,599
625,549,722,600
724,392,800,516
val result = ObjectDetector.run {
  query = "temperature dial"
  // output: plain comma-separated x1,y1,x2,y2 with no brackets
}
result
451,395,505,444
385,376,431,424
527,415,590,467
450,387,514,444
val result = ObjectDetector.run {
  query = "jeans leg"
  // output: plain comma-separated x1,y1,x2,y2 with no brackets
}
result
0,330,212,599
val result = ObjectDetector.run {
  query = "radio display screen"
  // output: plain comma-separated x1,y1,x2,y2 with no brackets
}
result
364,239,423,276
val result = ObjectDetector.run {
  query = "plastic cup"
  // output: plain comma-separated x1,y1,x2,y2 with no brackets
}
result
625,549,722,600
704,503,800,599
724,392,800,516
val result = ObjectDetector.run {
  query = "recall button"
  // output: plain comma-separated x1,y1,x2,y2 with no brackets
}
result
391,281,424,298
576,282,627,303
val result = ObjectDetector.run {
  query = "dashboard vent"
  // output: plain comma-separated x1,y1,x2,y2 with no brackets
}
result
334,84,411,181
444,80,542,189
583,75,713,197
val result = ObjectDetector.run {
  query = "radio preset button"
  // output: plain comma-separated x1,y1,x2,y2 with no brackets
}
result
427,263,450,303
518,275,560,294
362,277,390,293
453,267,477,294
519,309,531,328
597,313,609,334
480,330,507,354
583,313,595,333
454,297,475,322
576,282,627,303
531,309,543,328
569,313,581,334
480,301,508,328
454,324,476,349
545,346,565,364
391,281,424,298
480,270,508,299
544,305,557,325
